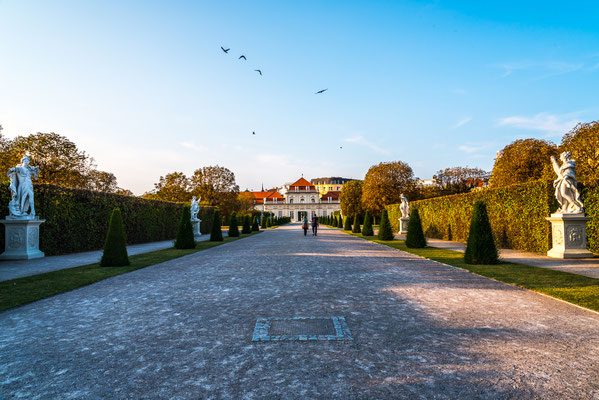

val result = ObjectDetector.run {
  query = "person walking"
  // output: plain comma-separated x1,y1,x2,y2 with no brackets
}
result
311,215,319,236
301,215,309,236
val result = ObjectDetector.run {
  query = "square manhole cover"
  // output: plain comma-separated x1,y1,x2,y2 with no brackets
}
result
252,316,352,342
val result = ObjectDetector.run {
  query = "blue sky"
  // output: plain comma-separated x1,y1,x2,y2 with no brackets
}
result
1,0,598,194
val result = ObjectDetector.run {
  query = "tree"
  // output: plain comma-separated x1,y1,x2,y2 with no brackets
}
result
405,209,426,248
242,215,252,234
560,121,599,184
100,208,130,267
190,165,240,216
175,206,196,249
343,215,352,231
377,209,394,240
433,167,490,195
148,172,191,202
237,191,256,215
362,211,374,236
210,209,224,241
464,201,498,264
362,161,416,215
352,215,361,233
489,139,558,187
228,212,240,237
340,180,363,217
88,170,119,193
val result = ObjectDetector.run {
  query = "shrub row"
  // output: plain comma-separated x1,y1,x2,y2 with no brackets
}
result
0,183,216,256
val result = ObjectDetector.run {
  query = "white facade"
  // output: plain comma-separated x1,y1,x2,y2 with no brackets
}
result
258,186,340,222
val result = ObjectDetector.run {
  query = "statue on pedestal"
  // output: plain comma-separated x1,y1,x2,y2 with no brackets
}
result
190,196,201,221
7,155,40,218
550,152,584,214
399,193,410,218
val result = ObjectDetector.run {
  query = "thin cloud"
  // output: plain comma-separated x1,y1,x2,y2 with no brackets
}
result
180,141,207,152
497,112,579,136
454,117,472,129
492,61,583,79
344,136,390,155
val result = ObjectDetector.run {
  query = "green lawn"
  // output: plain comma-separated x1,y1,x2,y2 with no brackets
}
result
344,231,599,312
0,232,261,312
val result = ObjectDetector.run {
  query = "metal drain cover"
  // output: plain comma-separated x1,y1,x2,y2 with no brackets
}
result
252,316,352,342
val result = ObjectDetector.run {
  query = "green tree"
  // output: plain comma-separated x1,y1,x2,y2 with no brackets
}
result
100,208,130,267
362,161,415,216
175,205,196,249
362,211,374,236
560,121,599,184
340,180,363,217
146,172,191,202
489,139,558,187
190,165,240,216
210,209,224,241
88,170,119,193
377,209,394,240
242,215,252,234
464,201,498,264
352,215,361,233
228,211,240,237
405,209,426,248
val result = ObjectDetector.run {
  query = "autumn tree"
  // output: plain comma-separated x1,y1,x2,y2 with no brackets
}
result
362,161,415,216
88,170,119,193
433,166,490,195
560,121,599,184
339,180,363,217
146,172,191,202
237,191,256,215
190,165,240,216
489,139,558,187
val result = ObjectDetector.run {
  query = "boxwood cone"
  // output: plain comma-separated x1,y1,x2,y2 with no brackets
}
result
377,209,395,240
343,215,352,231
242,215,252,234
252,217,260,231
260,216,267,229
228,212,240,237
210,209,224,241
352,215,361,233
174,205,196,249
100,208,130,267
362,211,374,236
339,215,344,230
464,201,499,264
405,208,426,248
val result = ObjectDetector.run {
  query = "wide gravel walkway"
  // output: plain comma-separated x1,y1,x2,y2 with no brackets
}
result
1,225,599,399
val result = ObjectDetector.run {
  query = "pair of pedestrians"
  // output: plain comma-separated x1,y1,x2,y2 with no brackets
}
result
302,216,319,236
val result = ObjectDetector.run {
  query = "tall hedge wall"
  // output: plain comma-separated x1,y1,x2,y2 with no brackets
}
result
0,183,216,256
387,180,562,254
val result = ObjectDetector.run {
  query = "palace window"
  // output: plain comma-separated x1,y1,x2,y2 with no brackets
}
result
289,198,294,204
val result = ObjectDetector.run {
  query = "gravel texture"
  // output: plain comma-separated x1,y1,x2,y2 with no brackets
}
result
1,224,599,399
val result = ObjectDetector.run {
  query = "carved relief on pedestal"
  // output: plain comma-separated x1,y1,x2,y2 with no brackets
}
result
28,227,38,248
566,225,584,248
552,225,563,246
8,227,26,249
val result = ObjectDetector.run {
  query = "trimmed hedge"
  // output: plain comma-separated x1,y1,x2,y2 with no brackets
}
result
0,183,216,256
387,180,566,254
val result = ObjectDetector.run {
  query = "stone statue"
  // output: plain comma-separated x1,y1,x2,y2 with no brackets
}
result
7,155,40,218
399,193,410,218
550,152,584,214
190,196,201,221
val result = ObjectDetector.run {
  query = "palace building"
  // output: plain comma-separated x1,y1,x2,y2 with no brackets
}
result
310,177,355,197
249,177,341,222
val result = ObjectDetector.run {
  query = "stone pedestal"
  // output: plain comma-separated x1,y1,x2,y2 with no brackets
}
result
192,219,202,241
546,213,593,259
0,217,45,260
398,217,410,235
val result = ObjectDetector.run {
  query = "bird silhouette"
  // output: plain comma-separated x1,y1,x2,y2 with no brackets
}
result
254,69,262,76
252,131,256,135
239,55,247,60
339,146,343,149
221,47,230,53
315,89,328,94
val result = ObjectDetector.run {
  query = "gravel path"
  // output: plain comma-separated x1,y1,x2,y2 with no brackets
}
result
1,224,599,399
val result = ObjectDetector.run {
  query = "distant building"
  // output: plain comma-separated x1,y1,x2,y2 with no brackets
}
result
310,177,356,197
416,179,440,187
249,177,341,221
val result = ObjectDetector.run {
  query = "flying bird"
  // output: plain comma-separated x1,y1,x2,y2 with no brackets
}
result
252,131,256,135
254,69,262,76
315,89,328,94
221,47,230,53
339,146,343,149
239,55,247,60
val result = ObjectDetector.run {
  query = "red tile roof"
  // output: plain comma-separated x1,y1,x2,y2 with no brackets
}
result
321,191,340,201
289,177,316,191
249,190,284,204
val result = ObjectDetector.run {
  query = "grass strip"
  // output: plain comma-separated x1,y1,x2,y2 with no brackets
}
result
0,232,261,312
344,231,599,312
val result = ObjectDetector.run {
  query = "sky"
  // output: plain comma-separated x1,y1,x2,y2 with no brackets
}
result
1,0,598,194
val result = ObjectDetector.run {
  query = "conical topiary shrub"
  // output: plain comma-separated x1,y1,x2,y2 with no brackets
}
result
228,212,240,237
252,217,260,231
377,209,394,240
405,208,426,248
339,215,344,230
464,201,498,264
174,205,196,249
210,209,224,241
266,217,271,228
260,215,267,229
362,211,374,236
242,215,252,234
352,215,361,233
343,215,352,231
100,208,130,267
